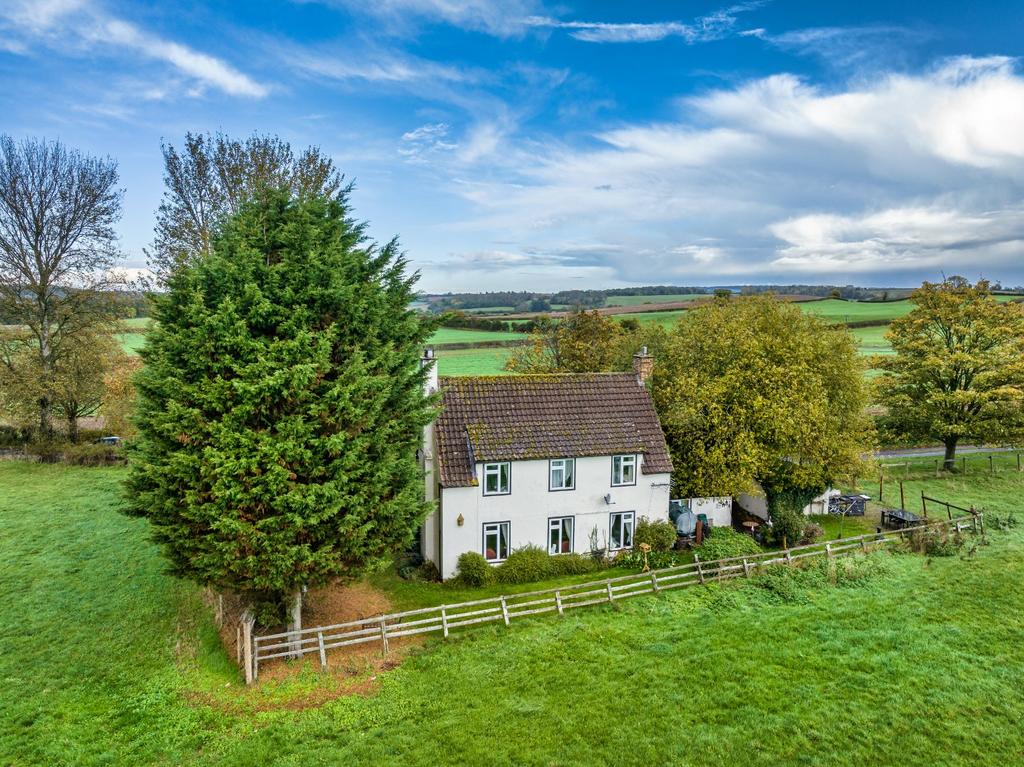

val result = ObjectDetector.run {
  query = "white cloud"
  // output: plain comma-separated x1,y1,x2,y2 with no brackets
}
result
0,0,267,98
428,56,1024,284
525,3,763,44
305,0,543,37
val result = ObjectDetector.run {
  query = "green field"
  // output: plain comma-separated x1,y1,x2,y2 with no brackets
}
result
3,458,1024,765
604,293,706,307
428,327,522,344
435,346,512,376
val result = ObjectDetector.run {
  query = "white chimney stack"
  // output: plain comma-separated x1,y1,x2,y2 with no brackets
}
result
421,347,439,395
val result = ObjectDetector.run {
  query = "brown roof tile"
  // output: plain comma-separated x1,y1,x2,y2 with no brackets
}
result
435,373,674,487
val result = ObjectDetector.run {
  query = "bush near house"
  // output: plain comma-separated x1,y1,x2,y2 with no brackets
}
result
454,552,493,586
453,547,599,586
693,527,764,561
634,516,677,551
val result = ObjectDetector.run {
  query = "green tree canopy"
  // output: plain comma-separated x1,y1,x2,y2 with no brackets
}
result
504,309,666,374
875,277,1024,469
651,295,872,521
125,191,436,630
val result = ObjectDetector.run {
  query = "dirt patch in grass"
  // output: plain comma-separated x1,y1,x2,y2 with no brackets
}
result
201,579,417,706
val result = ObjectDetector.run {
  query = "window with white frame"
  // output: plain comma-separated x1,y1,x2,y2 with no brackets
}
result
548,516,573,555
609,511,634,551
483,521,510,562
548,458,575,491
611,454,637,486
482,462,510,495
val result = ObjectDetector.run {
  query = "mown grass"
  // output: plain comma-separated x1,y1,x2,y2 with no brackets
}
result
2,459,1024,766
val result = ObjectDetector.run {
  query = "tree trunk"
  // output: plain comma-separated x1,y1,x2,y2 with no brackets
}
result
287,588,303,659
943,438,958,472
38,396,53,441
68,411,79,444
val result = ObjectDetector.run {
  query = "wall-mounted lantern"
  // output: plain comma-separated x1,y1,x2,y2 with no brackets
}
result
457,513,465,527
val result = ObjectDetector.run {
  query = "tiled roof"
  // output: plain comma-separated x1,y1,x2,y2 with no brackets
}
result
435,373,674,487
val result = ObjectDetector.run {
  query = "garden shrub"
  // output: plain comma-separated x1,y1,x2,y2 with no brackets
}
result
767,508,806,548
454,551,493,586
634,516,678,552
694,527,763,561
800,522,824,545
614,549,690,569
548,553,598,576
495,545,553,584
63,444,124,466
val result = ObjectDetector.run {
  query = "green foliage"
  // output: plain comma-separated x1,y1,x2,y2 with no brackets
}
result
875,277,1024,467
504,308,667,374
651,295,873,499
124,191,437,611
495,545,554,584
800,522,825,545
766,508,805,548
634,516,678,552
614,549,692,569
548,553,599,576
694,527,763,561
5,461,1024,766
453,552,493,586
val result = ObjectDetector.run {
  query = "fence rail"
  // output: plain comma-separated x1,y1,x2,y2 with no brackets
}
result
243,510,983,683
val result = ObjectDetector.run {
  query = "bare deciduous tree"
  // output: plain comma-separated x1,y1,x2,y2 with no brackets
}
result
148,132,346,282
0,135,123,438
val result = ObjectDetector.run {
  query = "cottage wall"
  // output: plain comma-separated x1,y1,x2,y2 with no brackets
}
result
433,455,671,579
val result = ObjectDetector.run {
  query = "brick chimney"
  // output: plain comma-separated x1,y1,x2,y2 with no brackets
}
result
421,347,438,395
632,346,653,385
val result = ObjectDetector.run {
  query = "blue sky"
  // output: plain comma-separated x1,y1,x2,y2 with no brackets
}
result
3,1,1024,292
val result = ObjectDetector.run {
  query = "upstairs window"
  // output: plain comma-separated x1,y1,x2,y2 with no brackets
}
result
483,521,510,562
549,458,575,491
611,454,637,486
482,462,510,495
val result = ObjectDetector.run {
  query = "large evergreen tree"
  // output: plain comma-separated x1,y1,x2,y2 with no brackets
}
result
125,190,436,634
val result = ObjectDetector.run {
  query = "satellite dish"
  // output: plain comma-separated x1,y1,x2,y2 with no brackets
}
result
604,493,613,505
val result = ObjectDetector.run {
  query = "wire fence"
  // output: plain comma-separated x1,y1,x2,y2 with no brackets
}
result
240,509,983,684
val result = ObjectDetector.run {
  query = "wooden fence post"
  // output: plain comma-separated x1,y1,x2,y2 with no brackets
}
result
785,549,793,566
921,492,927,517
990,455,994,475
742,558,751,577
962,456,967,475
694,554,705,584
500,596,510,626
606,580,615,603
441,606,449,638
934,459,939,478
825,543,833,560
650,572,660,592
555,591,564,615
1017,452,1021,472
878,473,884,504
317,631,326,670
379,618,390,654
241,610,255,685
900,481,905,511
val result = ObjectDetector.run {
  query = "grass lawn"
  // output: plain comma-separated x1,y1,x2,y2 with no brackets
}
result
434,346,512,376
3,457,1024,765
428,327,522,344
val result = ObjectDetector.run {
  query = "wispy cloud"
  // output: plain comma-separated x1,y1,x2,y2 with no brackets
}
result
525,2,765,44
301,0,543,37
0,0,268,98
423,56,1024,286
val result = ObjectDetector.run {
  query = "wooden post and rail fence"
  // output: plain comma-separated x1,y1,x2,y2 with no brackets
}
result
237,508,984,684
877,450,1022,506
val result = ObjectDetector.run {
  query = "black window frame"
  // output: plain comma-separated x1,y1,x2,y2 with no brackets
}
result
608,511,635,551
548,458,576,492
482,520,511,563
481,461,511,496
547,515,574,555
611,454,638,487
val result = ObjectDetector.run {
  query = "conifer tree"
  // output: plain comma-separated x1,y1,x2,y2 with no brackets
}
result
125,190,436,635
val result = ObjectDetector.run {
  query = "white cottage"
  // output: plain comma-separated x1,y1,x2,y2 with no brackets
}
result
418,349,674,579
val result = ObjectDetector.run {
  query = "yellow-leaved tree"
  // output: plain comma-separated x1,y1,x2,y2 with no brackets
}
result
875,277,1024,470
651,295,873,542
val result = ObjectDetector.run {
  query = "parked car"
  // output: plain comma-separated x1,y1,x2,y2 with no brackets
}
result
95,436,122,446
